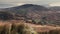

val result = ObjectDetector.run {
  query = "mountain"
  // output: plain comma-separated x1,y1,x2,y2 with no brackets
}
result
49,6,60,11
1,4,49,19
0,4,60,25
1,4,48,16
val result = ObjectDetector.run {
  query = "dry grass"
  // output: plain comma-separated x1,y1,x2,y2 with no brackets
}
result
0,20,38,34
25,23,60,34
0,20,60,34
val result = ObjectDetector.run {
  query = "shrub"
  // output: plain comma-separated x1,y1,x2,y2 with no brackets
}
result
0,23,38,34
11,23,38,34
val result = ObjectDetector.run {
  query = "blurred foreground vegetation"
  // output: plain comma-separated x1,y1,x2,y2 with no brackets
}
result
0,21,60,34
0,23,38,34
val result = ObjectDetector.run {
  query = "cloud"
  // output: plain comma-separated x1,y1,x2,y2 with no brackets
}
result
49,2,60,6
0,0,59,4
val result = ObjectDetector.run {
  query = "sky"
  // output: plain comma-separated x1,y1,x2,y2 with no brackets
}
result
0,0,60,4
0,0,60,8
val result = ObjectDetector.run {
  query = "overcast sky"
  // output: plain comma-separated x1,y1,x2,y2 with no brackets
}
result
0,0,60,4
0,0,60,8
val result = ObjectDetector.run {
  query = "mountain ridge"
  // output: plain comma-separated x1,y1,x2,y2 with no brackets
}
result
0,4,60,25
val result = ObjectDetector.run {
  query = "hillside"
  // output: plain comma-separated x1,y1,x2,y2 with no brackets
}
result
49,6,60,11
0,4,60,25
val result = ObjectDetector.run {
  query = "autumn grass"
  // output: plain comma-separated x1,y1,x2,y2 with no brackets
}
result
0,22,38,34
0,20,60,34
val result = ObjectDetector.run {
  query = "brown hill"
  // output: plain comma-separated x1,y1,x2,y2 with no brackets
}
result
0,4,60,25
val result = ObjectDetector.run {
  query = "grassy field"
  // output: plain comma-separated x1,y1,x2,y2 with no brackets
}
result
0,20,38,34
0,20,60,34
